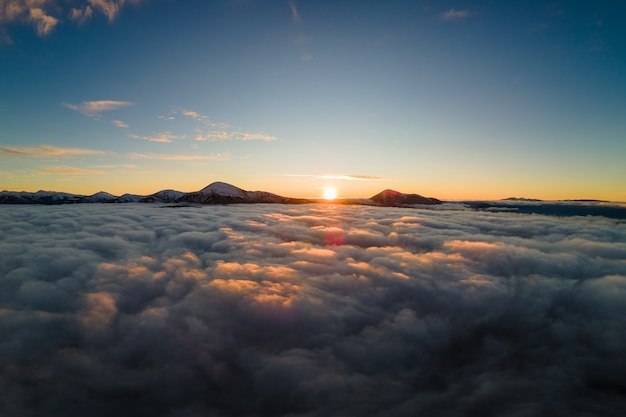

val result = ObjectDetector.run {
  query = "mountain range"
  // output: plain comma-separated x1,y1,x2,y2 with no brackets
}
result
0,181,441,208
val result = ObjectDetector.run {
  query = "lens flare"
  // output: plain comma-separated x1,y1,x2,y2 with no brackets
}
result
323,187,337,200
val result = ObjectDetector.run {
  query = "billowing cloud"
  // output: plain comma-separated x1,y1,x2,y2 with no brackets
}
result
0,145,105,158
1,204,625,415
441,9,473,20
129,132,185,143
38,165,104,175
64,100,133,118
128,152,230,161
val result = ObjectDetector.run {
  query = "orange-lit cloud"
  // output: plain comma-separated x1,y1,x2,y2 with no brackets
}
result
194,131,277,142
38,165,104,175
63,100,133,118
181,109,230,128
128,152,230,161
112,119,128,128
80,292,117,330
29,7,58,35
130,132,186,143
178,108,277,142
69,5,93,23
0,145,105,158
0,0,141,38
288,174,384,181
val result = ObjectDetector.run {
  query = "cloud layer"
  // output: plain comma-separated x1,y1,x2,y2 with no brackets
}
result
1,204,625,416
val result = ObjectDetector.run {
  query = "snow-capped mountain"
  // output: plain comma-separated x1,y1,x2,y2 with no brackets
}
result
370,189,441,206
140,189,186,203
0,190,81,204
115,193,144,203
199,182,247,198
78,192,118,203
179,182,307,204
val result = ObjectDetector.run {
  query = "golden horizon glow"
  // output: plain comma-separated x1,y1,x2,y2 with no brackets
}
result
323,187,337,200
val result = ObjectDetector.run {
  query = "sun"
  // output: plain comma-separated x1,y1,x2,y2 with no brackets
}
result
323,187,337,200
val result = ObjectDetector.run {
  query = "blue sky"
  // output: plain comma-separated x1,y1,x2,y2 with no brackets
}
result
1,0,625,200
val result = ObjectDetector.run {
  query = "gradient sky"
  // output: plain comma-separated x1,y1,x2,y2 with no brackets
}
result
1,0,625,200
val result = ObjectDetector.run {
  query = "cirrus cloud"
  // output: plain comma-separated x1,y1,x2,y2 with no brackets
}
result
63,100,133,118
129,132,185,143
178,108,278,142
0,145,106,158
112,119,128,128
38,165,104,175
128,152,230,161
441,9,473,20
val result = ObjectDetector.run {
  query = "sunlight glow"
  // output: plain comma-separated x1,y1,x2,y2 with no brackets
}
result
323,187,337,200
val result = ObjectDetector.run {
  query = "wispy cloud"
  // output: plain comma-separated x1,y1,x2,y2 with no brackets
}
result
292,34,310,45
326,174,383,181
288,174,384,181
159,108,177,121
181,109,230,129
70,6,94,23
194,131,277,142
289,1,301,23
38,165,104,175
87,0,126,23
0,0,141,37
29,8,59,35
64,100,133,118
90,164,136,169
0,145,105,158
177,108,278,142
128,152,230,161
441,9,473,20
130,132,185,143
112,119,128,128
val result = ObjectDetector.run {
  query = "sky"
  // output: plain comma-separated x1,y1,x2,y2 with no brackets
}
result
1,0,625,200
1,203,626,415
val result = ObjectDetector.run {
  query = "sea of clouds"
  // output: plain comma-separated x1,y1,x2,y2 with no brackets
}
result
1,203,626,416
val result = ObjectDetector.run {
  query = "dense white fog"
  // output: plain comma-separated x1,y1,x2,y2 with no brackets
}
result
1,204,626,416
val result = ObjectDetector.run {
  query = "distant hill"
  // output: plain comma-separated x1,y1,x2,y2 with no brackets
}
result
502,197,543,202
370,189,442,206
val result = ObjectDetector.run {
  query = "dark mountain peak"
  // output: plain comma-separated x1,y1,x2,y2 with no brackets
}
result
370,189,441,206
